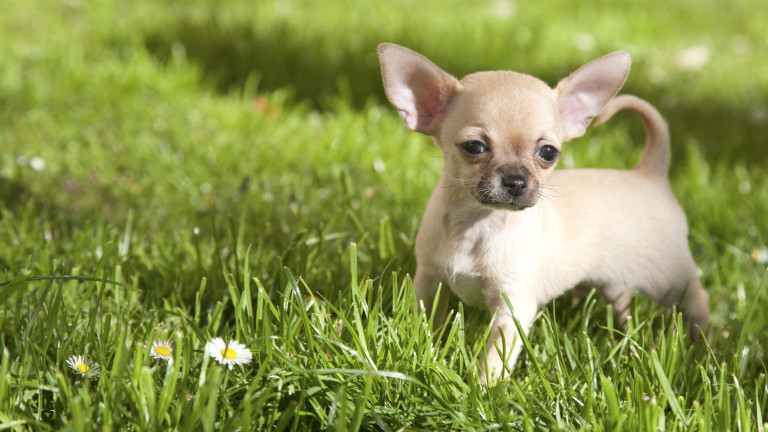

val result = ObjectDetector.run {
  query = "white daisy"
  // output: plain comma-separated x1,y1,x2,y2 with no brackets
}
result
149,340,175,362
751,248,768,264
65,355,100,378
205,337,252,370
29,157,46,172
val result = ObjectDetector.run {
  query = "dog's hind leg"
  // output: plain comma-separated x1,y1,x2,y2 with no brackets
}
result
680,278,710,342
602,286,634,329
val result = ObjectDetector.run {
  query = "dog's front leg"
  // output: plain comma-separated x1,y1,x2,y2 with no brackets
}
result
479,294,538,385
413,267,449,329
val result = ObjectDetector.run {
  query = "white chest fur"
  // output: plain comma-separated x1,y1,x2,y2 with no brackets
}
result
436,207,550,308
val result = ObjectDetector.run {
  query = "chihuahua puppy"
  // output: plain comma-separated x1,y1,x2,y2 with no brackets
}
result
377,43,710,384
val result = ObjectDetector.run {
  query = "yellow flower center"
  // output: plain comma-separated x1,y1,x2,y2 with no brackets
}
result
221,348,238,359
155,346,172,356
76,364,90,373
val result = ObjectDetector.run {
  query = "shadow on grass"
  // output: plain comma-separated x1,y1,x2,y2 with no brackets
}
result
141,18,768,166
143,19,382,109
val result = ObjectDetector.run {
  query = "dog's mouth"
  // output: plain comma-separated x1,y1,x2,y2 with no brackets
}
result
473,174,539,211
478,198,533,211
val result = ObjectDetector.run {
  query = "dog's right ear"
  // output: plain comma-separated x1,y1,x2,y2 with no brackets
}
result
377,43,459,135
555,51,632,142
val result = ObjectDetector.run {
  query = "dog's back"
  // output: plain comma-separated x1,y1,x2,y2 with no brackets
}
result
551,95,709,340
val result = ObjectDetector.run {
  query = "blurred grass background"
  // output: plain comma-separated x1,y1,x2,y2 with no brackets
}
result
0,0,767,429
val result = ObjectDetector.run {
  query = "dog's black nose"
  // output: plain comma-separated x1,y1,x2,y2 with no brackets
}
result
501,173,527,197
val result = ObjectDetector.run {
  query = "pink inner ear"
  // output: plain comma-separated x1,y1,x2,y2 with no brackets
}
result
402,72,449,133
378,43,457,134
555,51,631,141
386,74,439,133
559,91,599,140
388,87,420,130
422,85,447,119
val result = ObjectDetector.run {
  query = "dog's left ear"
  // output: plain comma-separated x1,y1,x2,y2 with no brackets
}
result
377,43,459,135
555,51,631,141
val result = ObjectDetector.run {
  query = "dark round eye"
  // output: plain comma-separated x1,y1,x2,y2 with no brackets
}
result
536,145,559,163
460,140,488,156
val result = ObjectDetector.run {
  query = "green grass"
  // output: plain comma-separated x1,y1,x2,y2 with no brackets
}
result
1,0,767,430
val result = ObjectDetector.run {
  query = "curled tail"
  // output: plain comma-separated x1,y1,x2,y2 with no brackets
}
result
594,94,671,178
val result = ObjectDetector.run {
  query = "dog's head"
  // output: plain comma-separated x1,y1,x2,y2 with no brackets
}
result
378,43,631,210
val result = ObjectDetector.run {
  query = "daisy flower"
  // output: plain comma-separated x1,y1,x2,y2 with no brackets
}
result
65,355,100,378
751,247,768,264
205,337,252,370
149,340,175,362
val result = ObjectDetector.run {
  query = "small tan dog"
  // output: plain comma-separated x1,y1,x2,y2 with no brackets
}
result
377,43,710,384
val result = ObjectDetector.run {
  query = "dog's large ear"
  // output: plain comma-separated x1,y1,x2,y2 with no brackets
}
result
378,43,459,135
555,51,631,141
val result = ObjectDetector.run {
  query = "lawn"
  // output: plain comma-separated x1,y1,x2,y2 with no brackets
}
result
1,0,767,430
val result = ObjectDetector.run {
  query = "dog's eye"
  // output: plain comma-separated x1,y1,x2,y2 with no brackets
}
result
460,140,488,156
536,145,559,163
